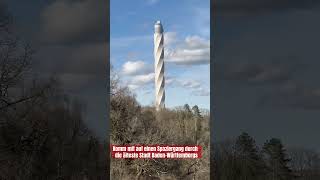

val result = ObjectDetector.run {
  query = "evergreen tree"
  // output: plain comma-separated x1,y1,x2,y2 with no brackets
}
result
263,138,292,180
183,104,192,119
234,132,265,180
192,105,202,119
184,104,191,113
191,105,202,144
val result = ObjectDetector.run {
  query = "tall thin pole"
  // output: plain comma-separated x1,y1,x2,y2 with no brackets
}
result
154,20,165,111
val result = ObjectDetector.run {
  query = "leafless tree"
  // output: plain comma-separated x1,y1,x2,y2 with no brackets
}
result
110,68,210,179
0,4,108,179
288,147,320,179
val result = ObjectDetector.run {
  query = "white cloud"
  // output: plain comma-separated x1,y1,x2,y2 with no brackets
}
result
191,87,210,96
131,73,155,85
166,77,210,96
180,79,202,89
125,72,209,96
165,76,176,86
185,36,209,49
179,79,209,96
127,73,154,90
121,60,152,76
164,32,177,46
117,33,210,95
128,84,140,90
165,35,210,65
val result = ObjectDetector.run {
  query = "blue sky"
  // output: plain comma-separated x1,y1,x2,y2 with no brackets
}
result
111,0,210,109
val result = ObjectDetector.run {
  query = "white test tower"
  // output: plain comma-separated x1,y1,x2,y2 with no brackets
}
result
154,20,165,111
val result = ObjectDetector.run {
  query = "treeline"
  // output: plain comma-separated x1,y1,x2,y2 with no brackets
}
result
110,70,210,179
0,4,107,179
213,132,320,180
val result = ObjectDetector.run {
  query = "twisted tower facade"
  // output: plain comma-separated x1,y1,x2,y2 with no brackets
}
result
154,20,165,111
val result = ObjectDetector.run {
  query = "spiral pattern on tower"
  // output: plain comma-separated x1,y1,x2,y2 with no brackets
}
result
154,21,165,111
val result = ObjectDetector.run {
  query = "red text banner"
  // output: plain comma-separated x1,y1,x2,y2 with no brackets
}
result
111,144,202,159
